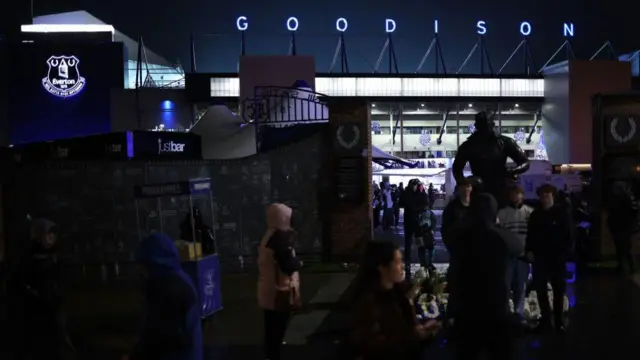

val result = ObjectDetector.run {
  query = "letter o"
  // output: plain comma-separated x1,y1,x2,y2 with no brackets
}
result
336,18,348,32
520,21,531,36
286,17,299,31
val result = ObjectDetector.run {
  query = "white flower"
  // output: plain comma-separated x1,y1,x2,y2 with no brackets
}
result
413,268,428,285
421,300,440,319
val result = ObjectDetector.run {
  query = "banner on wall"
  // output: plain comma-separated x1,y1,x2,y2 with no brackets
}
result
13,131,202,162
132,131,202,160
8,42,124,144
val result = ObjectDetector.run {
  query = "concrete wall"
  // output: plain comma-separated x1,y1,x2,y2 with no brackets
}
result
6,131,326,275
541,60,631,164
568,61,631,164
110,88,193,132
541,71,570,164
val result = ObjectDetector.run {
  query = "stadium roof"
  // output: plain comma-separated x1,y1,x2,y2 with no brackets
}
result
33,10,171,67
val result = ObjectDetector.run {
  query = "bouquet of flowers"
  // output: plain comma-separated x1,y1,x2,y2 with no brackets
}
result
509,283,570,320
412,267,449,321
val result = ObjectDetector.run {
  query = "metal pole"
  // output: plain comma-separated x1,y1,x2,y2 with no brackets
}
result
389,110,394,156
373,38,390,73
498,40,524,74
538,41,568,73
399,104,404,155
415,37,436,73
209,191,218,254
457,43,478,74
157,198,164,233
135,200,141,243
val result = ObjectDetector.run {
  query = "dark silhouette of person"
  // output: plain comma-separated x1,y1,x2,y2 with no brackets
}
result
180,207,215,254
400,180,429,280
607,181,639,274
10,219,74,360
526,184,572,333
454,194,523,360
452,111,530,205
125,233,203,360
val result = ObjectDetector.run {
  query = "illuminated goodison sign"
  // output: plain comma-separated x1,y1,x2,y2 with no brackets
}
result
235,16,575,37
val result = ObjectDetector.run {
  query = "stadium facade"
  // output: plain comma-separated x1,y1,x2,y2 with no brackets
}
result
2,10,640,166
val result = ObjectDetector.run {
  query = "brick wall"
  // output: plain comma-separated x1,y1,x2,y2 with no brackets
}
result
328,99,373,260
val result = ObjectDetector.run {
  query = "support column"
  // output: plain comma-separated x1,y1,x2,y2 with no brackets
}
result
328,99,373,260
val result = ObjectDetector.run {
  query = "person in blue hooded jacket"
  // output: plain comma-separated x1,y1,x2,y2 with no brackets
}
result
123,233,203,360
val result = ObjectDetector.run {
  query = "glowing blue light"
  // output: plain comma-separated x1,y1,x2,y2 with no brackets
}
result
520,21,532,36
385,19,396,33
336,18,348,32
476,20,487,35
286,17,299,31
161,100,175,110
433,20,439,34
236,16,248,31
563,22,574,37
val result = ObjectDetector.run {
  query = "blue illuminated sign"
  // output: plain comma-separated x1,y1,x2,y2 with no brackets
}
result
476,21,487,35
336,18,348,32
235,16,575,38
385,19,396,33
42,55,86,98
286,17,299,31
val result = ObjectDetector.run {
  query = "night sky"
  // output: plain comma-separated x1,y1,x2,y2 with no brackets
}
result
29,0,639,73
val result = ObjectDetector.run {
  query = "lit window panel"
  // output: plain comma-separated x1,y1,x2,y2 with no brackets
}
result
209,77,544,98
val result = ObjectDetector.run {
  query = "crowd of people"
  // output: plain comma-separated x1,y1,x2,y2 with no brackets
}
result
351,178,640,360
4,177,639,360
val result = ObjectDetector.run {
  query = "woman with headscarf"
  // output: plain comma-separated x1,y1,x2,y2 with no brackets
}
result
257,203,303,360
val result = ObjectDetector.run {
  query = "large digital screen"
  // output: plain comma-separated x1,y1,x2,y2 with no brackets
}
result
7,42,124,144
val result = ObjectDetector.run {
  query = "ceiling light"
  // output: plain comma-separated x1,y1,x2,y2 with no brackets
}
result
468,104,473,107
420,104,425,107
372,103,376,107
515,104,519,107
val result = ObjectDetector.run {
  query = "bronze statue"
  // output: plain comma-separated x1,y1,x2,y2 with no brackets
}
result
452,111,530,204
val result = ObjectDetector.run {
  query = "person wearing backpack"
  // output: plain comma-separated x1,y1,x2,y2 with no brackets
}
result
607,181,639,274
415,203,438,271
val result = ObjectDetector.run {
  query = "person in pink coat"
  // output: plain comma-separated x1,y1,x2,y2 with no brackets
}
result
257,203,302,360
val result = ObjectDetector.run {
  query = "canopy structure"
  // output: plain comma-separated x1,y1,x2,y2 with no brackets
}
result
366,146,418,168
190,105,257,160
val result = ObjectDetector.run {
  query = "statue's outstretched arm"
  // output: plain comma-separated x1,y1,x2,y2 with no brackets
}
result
452,143,468,183
504,137,530,176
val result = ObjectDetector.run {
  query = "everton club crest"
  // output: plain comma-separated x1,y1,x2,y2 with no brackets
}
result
42,55,86,98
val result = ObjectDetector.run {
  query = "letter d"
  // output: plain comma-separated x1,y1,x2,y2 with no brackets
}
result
385,19,396,33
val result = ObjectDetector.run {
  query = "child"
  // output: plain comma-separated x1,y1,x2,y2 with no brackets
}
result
415,205,438,271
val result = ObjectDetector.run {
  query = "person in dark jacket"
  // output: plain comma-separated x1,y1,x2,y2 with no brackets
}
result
394,183,404,227
180,207,216,254
607,181,639,274
400,179,429,280
352,241,439,360
454,193,523,360
12,219,72,360
526,184,572,333
125,233,203,360
441,179,472,323
415,205,438,271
